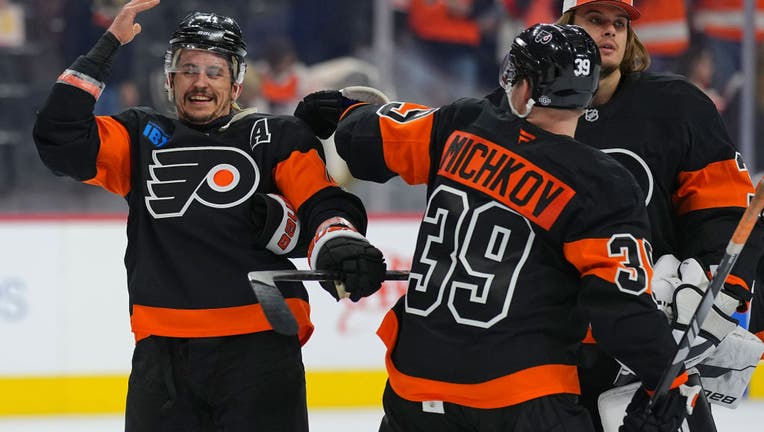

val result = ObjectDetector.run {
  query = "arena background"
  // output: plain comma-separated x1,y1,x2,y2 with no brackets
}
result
1,0,763,427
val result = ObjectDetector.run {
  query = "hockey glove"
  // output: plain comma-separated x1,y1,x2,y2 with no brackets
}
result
250,193,301,256
651,256,740,366
294,90,358,139
620,381,701,432
308,217,386,301
672,258,739,345
651,254,682,319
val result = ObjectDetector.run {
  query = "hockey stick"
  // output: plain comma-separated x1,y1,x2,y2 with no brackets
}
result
648,177,764,410
248,270,410,336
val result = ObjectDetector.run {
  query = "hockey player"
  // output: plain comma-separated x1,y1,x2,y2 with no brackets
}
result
294,23,699,432
32,1,386,431
541,1,764,431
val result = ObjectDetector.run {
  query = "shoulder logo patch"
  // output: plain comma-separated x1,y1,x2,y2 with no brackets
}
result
143,121,171,148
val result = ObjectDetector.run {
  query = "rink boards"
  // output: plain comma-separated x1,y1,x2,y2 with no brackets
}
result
0,215,762,415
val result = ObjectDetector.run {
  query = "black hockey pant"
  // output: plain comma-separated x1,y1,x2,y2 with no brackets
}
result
125,331,308,432
378,380,595,432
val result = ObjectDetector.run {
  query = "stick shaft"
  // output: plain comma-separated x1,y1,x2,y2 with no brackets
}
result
249,270,410,336
271,270,409,282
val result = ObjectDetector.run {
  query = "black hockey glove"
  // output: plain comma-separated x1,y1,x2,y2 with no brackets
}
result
308,218,386,301
315,236,386,302
620,382,701,432
293,90,358,139
250,193,302,256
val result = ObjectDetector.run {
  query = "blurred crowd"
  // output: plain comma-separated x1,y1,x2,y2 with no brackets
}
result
0,0,763,212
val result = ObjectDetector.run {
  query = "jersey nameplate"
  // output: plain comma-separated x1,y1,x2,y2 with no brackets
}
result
437,131,575,230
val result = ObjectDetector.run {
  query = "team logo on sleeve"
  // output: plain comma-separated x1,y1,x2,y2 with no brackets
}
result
145,146,259,218
377,102,438,124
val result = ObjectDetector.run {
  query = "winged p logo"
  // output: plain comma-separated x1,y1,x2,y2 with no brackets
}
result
145,146,259,218
535,30,553,44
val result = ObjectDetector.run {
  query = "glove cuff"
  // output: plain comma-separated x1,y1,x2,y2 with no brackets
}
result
264,194,301,255
308,217,366,269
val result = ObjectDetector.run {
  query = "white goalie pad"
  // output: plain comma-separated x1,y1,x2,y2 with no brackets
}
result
696,326,764,409
597,382,640,432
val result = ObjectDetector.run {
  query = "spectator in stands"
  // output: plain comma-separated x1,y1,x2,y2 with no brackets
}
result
403,0,498,105
675,41,727,112
247,37,308,115
692,0,764,94
632,0,690,73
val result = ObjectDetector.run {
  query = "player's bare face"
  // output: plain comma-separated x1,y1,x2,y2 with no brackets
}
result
573,5,629,77
171,50,236,125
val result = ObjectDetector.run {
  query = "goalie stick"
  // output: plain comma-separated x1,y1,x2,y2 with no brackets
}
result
248,269,410,336
648,177,764,411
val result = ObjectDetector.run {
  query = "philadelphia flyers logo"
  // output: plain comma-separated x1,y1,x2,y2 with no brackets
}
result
377,102,438,124
602,148,654,205
146,146,259,218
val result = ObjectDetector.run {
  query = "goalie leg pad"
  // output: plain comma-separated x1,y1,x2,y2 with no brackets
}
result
597,382,640,432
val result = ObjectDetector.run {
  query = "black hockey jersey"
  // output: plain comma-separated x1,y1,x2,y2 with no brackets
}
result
578,73,762,308
34,77,366,345
334,98,681,408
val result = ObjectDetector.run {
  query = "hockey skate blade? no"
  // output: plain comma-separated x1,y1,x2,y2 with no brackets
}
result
248,270,411,336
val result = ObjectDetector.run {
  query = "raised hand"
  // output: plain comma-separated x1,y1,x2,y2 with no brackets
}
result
107,0,161,45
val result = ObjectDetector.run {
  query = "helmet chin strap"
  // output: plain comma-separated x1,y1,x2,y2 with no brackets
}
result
505,86,535,118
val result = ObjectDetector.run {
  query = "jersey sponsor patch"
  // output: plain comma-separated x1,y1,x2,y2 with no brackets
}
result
437,131,575,230
145,146,259,218
142,121,171,148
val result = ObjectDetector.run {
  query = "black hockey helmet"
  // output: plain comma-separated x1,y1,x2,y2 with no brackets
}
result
499,24,600,109
165,12,248,84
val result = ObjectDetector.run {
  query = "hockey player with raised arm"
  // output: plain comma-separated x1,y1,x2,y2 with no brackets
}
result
32,1,386,431
294,23,700,432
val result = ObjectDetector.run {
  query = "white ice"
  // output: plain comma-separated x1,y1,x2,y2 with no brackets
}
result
0,401,762,431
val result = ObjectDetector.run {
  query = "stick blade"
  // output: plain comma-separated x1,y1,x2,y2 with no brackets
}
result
248,276,299,336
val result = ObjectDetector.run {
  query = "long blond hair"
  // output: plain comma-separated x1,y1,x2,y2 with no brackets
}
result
557,11,650,73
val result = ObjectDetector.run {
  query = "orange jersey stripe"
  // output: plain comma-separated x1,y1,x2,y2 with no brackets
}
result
379,103,433,185
646,371,689,394
437,131,575,231
377,311,580,408
274,149,338,210
83,117,132,196
673,159,753,215
130,299,313,345
564,237,653,294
